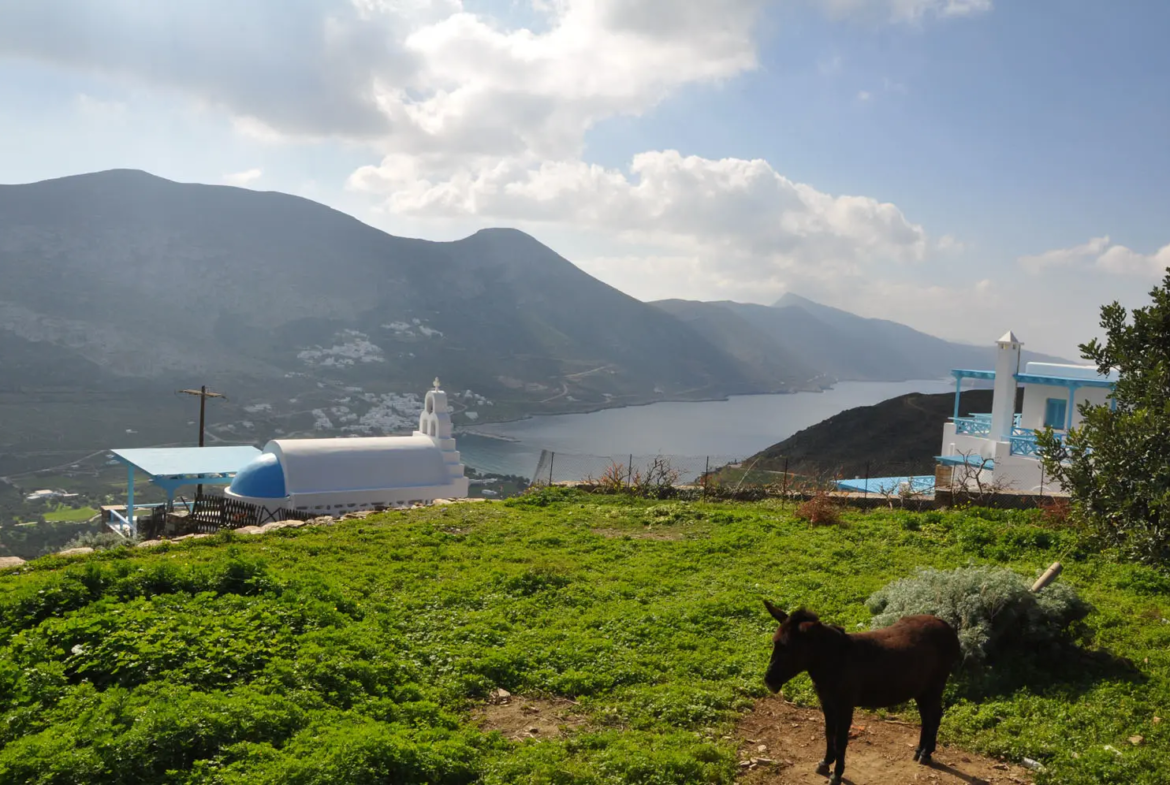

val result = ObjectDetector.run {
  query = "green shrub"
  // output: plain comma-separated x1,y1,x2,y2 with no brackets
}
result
865,566,1092,663
57,531,139,553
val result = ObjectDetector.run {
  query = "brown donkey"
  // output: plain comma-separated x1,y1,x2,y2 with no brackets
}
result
763,601,961,785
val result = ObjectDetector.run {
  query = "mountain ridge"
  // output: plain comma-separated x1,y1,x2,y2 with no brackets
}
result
0,169,1067,464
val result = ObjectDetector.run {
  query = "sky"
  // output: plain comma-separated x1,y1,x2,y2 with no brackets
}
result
2,0,1168,359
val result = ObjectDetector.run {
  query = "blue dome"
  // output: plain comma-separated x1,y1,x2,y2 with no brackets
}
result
229,452,287,499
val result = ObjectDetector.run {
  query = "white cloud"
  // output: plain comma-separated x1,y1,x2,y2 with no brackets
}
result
74,93,127,118
1,0,991,341
1020,236,1170,277
1019,236,1110,273
352,149,929,285
1097,243,1170,277
936,234,965,253
857,90,873,101
0,0,986,161
818,0,993,24
223,168,263,186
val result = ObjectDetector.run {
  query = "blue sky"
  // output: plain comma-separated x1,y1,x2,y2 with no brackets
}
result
1,0,1167,358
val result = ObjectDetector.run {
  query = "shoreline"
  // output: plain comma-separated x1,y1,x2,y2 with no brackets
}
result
455,385,828,433
454,376,951,436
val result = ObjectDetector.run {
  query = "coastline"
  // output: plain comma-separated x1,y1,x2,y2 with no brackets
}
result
454,377,956,436
455,382,835,434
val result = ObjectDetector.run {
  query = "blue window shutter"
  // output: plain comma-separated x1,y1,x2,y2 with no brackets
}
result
1044,398,1067,429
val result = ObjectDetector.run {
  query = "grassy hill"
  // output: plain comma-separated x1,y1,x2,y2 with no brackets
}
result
0,490,1164,783
746,388,1028,479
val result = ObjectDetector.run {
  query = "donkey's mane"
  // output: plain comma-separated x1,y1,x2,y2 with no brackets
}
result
788,609,820,625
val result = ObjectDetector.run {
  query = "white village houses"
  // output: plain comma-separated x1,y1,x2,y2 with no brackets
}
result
938,331,1118,494
225,379,470,512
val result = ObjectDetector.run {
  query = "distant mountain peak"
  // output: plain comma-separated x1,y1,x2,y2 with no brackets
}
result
771,292,818,309
25,168,173,187
468,227,528,238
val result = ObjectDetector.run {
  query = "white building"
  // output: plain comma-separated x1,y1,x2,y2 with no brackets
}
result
225,379,469,512
938,332,1117,494
24,489,77,502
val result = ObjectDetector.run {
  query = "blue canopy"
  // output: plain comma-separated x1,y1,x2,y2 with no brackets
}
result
109,446,261,537
110,446,261,479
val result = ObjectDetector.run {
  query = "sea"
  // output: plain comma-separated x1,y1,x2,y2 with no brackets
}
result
456,379,957,479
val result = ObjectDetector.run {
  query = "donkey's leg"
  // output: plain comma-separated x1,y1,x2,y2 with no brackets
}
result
916,687,946,764
923,688,946,760
816,704,837,776
829,706,854,785
913,697,930,761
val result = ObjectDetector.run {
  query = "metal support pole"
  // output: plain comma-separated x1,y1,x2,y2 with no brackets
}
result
126,463,135,538
628,454,633,487
863,462,870,500
783,457,789,497
548,452,555,486
953,375,962,421
703,456,710,496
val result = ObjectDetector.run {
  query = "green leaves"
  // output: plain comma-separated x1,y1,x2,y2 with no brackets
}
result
0,494,1166,783
1039,269,1170,565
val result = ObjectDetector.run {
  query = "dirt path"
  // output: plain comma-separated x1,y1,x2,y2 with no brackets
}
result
470,690,586,741
736,697,1036,785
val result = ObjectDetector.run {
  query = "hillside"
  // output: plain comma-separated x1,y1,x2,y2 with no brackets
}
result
1,169,1066,468
0,493,1162,784
747,388,1025,478
0,170,802,463
653,295,1067,384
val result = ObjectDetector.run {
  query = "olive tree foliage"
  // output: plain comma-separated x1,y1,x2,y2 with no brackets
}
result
1035,269,1170,565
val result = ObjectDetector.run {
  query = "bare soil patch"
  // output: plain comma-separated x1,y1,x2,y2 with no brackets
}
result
471,689,587,741
736,696,1035,785
591,527,687,541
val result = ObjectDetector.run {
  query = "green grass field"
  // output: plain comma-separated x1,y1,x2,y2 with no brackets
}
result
0,489,1165,784
41,504,99,523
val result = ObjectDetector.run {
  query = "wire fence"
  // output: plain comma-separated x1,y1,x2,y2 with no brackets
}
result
530,451,747,487
526,450,1067,511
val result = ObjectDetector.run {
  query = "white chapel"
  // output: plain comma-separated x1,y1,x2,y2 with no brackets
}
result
225,379,470,512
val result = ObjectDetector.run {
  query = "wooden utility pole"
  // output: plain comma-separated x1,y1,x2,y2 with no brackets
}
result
178,385,225,497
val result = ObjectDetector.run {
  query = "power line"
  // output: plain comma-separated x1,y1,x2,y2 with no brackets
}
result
177,385,227,496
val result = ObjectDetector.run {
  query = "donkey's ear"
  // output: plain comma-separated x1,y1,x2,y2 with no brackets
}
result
763,599,788,623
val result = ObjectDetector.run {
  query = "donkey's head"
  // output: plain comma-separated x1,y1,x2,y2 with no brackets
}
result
762,601,840,693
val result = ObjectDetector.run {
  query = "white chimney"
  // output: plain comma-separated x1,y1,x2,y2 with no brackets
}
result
990,330,1022,441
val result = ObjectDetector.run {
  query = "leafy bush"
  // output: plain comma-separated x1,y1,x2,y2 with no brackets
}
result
1037,497,1074,528
794,492,841,526
866,566,1092,663
58,531,139,553
1037,270,1170,566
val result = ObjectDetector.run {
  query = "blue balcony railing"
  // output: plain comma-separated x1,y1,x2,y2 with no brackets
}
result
952,413,1022,437
1009,429,1064,457
953,417,990,436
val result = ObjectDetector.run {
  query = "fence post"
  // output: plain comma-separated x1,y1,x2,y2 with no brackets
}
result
1039,464,1045,499
703,456,710,497
548,452,555,486
863,462,870,501
782,457,789,499
627,454,633,488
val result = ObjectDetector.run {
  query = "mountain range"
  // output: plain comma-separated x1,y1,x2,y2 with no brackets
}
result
0,169,1065,466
